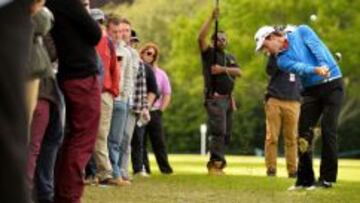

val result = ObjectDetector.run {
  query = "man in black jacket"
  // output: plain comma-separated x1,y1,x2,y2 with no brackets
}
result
46,0,102,202
264,54,301,178
0,1,33,203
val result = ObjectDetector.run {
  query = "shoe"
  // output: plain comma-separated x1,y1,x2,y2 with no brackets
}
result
161,170,173,175
134,171,150,178
305,185,317,191
122,175,133,182
108,177,131,186
207,161,226,176
84,176,98,185
267,169,276,177
287,184,304,191
315,180,332,188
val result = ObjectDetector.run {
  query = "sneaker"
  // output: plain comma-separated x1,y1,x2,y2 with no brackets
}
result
305,185,317,191
315,180,332,188
287,185,304,191
134,171,150,178
84,176,98,185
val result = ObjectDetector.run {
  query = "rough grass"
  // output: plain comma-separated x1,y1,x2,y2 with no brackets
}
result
83,154,360,203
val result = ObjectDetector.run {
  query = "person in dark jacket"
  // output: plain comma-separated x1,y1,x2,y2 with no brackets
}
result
264,54,301,178
0,0,38,203
46,0,102,202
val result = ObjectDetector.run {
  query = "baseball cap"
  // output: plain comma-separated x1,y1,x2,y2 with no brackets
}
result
90,8,105,22
254,26,275,52
131,30,140,43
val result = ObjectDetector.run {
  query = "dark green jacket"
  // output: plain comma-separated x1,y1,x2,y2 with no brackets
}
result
28,7,53,79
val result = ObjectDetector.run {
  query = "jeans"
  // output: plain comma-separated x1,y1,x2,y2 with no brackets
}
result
108,100,129,178
205,98,233,168
120,112,137,179
35,100,64,203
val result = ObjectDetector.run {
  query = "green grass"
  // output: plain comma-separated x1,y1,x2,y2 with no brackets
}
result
83,154,360,203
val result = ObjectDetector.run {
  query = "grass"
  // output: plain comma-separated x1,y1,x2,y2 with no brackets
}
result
83,154,360,203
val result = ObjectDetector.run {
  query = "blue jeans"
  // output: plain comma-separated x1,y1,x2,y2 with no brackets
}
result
35,84,65,203
108,100,129,178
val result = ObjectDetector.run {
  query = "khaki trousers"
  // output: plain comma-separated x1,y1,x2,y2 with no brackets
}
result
265,98,300,174
94,92,114,180
25,78,40,131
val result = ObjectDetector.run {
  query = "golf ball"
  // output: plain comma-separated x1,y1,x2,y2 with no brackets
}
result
310,14,317,21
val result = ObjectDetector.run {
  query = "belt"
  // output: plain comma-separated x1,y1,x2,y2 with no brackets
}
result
207,92,231,99
313,75,342,86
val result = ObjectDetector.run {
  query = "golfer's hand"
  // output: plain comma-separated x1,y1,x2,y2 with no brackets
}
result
211,65,225,75
315,66,330,78
212,7,219,20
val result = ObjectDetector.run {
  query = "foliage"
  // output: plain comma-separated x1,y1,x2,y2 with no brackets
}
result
104,0,360,154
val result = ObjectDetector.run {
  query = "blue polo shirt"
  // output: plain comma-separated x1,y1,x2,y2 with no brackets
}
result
277,25,342,88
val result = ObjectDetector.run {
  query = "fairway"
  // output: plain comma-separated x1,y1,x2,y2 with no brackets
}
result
83,155,360,203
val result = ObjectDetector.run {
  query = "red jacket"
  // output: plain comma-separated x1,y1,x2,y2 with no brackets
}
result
96,30,120,97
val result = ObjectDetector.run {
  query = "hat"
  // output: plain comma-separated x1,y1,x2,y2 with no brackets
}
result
131,30,140,43
254,26,275,52
90,8,105,22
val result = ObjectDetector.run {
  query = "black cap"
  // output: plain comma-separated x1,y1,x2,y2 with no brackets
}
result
131,30,140,42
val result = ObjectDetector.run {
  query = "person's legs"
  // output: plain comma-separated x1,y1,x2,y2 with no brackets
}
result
94,92,114,182
205,98,228,171
36,103,64,203
147,110,173,174
85,156,97,180
120,113,137,179
319,84,344,183
296,94,322,187
142,129,151,174
107,100,129,179
131,124,146,174
27,99,50,187
282,101,300,177
54,75,100,203
25,78,40,129
0,2,32,202
264,98,282,176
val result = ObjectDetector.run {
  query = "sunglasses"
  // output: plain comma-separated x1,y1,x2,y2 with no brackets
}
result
145,51,155,57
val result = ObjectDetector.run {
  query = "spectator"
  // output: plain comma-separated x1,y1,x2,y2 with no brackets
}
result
140,42,174,175
89,8,121,186
106,16,134,186
46,0,102,202
131,31,158,177
0,1,35,202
